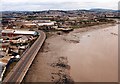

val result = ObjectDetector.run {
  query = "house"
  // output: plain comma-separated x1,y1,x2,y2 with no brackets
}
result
0,51,6,58
0,42,9,51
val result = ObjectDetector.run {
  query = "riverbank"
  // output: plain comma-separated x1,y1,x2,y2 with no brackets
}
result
24,23,117,83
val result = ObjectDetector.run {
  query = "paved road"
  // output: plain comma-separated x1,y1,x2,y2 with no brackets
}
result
2,30,46,83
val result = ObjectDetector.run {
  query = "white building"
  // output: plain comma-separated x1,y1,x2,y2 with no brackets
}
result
1,29,38,36
38,22,54,26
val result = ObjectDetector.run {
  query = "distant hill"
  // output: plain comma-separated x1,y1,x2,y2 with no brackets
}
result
1,8,120,14
89,8,116,12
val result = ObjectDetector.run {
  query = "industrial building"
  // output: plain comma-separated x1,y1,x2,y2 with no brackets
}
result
38,22,54,26
1,29,38,37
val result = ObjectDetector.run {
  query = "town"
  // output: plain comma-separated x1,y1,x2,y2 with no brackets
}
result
0,9,119,82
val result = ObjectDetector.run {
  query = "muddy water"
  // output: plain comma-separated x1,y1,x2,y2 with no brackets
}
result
66,25,118,82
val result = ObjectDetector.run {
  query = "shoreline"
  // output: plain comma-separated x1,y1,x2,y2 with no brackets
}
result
46,23,116,38
23,23,117,83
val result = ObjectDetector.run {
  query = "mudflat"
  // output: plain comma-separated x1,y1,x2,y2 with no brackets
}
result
24,24,118,82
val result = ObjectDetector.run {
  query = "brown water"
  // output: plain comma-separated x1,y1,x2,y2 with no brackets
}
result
65,25,118,82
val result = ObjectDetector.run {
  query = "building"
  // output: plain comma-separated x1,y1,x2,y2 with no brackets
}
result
0,42,9,51
38,22,55,30
20,23,37,29
1,29,38,38
38,22,54,26
0,51,6,58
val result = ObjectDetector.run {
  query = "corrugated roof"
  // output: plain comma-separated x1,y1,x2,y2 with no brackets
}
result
38,22,54,26
2,29,37,35
2,29,14,33
14,30,36,35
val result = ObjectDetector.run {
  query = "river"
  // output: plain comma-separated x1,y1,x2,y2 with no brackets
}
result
65,24,118,82
24,24,118,82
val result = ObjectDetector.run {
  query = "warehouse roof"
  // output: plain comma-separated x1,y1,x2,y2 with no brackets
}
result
14,30,36,35
2,29,38,35
38,22,54,26
1,29,14,33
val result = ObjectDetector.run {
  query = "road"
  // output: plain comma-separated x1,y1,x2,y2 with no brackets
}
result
2,30,46,83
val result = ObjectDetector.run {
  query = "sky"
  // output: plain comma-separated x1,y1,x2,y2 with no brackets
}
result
0,0,119,11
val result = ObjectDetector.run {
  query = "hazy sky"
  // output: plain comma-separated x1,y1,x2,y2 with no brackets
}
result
0,0,119,11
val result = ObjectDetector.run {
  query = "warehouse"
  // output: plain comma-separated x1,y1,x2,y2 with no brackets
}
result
1,29,38,37
38,22,54,26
